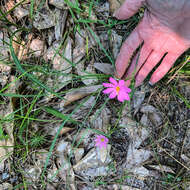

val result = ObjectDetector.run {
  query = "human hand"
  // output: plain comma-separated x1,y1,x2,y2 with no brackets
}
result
114,0,190,86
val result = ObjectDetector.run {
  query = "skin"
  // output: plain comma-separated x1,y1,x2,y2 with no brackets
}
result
114,0,190,86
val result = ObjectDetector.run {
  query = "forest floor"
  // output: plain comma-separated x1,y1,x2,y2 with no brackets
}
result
0,0,190,189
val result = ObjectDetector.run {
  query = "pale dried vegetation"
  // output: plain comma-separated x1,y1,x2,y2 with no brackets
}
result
0,0,189,189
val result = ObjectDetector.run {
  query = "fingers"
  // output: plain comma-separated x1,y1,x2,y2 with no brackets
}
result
123,43,153,80
135,51,165,87
114,0,145,20
115,28,143,78
150,53,179,84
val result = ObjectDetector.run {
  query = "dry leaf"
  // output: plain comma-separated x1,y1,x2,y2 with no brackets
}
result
61,85,102,106
94,62,114,75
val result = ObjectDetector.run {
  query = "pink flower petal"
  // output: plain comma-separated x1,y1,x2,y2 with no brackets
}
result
102,83,115,88
95,135,109,149
123,86,131,93
118,91,131,102
95,142,101,147
109,91,117,99
95,138,100,142
118,80,125,86
109,77,118,85
102,143,107,148
117,91,125,102
96,135,104,142
104,138,109,143
103,88,114,94
97,135,103,139
95,139,101,144
121,91,130,101
124,93,130,101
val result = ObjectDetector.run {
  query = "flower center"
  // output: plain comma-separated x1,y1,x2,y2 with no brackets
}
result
116,86,120,93
101,138,105,142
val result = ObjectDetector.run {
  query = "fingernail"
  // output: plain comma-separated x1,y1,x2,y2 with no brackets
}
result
113,9,119,18
149,81,153,86
114,71,121,79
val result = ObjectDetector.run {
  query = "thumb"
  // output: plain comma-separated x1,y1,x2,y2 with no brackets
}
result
114,0,145,20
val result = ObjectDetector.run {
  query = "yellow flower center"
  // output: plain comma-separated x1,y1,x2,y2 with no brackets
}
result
101,138,105,142
116,86,120,93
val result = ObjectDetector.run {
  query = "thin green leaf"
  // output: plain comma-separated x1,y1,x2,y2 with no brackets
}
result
9,29,63,99
43,107,79,124
30,0,34,19
172,87,190,109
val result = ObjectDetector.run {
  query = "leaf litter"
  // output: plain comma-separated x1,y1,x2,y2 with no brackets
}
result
0,0,189,189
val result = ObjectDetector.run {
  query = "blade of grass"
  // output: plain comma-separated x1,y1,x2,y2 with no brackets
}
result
18,90,43,145
14,114,62,123
10,29,63,99
0,69,32,94
85,23,114,66
0,9,17,26
4,0,27,16
172,87,190,109
88,0,94,19
43,106,80,125
64,0,82,12
30,0,34,20
0,93,47,98
40,95,92,188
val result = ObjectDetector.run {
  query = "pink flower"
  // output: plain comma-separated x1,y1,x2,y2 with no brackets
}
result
102,77,131,102
95,135,109,149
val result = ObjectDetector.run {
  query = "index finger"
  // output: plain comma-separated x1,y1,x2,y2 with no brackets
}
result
115,28,143,78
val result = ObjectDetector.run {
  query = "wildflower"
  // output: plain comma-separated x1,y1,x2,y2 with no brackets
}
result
102,77,131,102
95,135,109,149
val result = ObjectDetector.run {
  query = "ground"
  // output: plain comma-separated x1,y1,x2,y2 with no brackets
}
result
0,0,190,190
